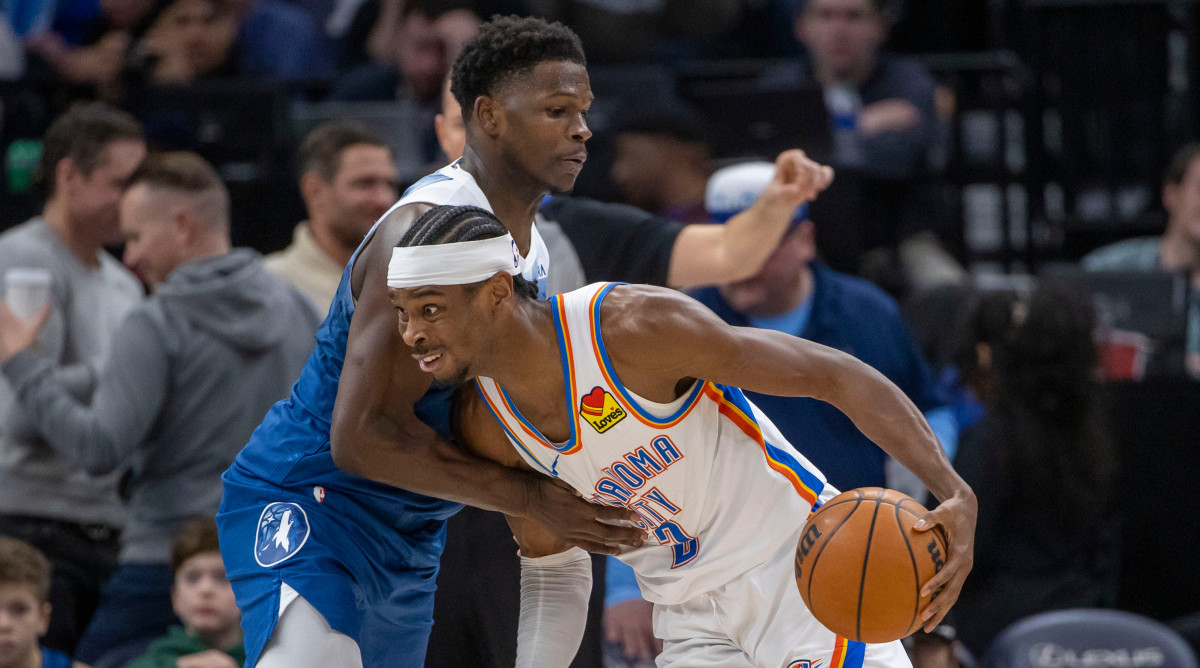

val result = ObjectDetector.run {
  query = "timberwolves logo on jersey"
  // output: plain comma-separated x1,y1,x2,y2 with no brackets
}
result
580,386,626,433
254,502,311,568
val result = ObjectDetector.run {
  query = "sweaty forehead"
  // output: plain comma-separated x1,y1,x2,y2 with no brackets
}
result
499,61,591,102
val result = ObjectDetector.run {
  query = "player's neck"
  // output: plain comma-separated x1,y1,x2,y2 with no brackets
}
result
480,300,562,399
460,150,543,255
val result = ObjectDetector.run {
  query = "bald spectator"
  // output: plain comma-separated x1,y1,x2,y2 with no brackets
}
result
0,103,146,656
266,123,398,313
0,152,321,665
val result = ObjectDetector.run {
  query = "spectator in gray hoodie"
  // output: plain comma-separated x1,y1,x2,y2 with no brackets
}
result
0,151,321,666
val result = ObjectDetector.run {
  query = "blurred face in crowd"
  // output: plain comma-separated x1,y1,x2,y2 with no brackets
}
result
1164,154,1200,247
60,139,147,245
172,552,241,647
612,133,677,213
796,0,887,84
119,183,195,287
396,11,450,105
0,583,50,668
101,0,155,28
719,221,817,317
435,79,466,161
149,0,233,75
486,61,592,195
306,145,399,250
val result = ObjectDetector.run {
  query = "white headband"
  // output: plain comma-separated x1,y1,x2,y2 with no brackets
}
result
387,234,522,289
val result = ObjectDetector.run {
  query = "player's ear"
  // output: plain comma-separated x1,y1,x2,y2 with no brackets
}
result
485,272,515,312
475,96,502,138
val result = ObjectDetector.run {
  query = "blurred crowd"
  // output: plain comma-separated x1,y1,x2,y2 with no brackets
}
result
0,1,1198,668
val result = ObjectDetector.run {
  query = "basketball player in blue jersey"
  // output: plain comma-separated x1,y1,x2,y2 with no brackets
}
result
214,17,651,668
387,205,978,668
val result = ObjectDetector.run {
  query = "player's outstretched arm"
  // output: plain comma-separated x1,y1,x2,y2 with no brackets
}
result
455,386,595,668
329,206,643,553
667,149,833,289
602,285,976,632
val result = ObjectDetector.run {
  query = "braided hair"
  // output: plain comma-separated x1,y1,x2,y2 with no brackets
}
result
957,283,1116,525
450,15,585,118
397,205,539,299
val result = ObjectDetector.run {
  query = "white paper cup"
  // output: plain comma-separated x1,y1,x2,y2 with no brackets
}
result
5,268,52,320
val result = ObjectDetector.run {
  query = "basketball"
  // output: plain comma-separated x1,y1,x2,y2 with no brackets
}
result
794,487,947,643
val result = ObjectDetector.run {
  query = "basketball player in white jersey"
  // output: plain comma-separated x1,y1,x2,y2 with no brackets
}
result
386,205,977,668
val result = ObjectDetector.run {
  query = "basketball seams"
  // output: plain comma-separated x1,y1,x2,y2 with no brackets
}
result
894,504,921,636
856,501,883,641
799,488,942,643
804,490,863,606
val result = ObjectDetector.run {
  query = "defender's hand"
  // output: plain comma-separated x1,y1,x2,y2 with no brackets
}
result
914,490,977,632
523,477,646,555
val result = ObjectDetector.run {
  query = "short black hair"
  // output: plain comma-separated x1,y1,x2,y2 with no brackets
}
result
397,205,539,299
299,122,389,182
1164,143,1200,185
39,102,143,196
449,15,585,121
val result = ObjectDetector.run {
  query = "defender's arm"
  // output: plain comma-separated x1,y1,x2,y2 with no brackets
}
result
329,205,641,552
455,386,595,668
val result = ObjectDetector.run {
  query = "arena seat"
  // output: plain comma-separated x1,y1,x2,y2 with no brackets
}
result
983,609,1198,668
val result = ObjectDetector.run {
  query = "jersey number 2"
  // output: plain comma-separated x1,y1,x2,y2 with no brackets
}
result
653,521,699,568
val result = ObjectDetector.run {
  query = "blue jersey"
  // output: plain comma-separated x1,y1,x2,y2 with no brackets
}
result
229,160,551,529
227,260,462,525
217,162,550,667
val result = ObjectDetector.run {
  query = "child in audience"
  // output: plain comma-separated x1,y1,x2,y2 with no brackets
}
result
0,537,79,668
123,519,243,668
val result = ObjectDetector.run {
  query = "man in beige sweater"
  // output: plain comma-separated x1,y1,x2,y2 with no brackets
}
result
265,123,398,314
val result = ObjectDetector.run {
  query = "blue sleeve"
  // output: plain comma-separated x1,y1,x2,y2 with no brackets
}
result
604,556,642,608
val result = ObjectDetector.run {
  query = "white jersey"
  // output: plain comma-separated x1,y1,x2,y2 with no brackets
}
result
387,160,550,295
476,282,839,605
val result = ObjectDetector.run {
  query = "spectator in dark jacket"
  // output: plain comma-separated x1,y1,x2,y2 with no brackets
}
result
691,161,957,493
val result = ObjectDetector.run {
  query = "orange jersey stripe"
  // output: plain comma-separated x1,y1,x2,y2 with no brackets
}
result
702,384,820,507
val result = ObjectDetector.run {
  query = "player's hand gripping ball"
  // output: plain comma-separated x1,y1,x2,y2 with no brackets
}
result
794,487,947,643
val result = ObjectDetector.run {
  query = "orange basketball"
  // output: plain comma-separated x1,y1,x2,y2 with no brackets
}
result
794,487,947,643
